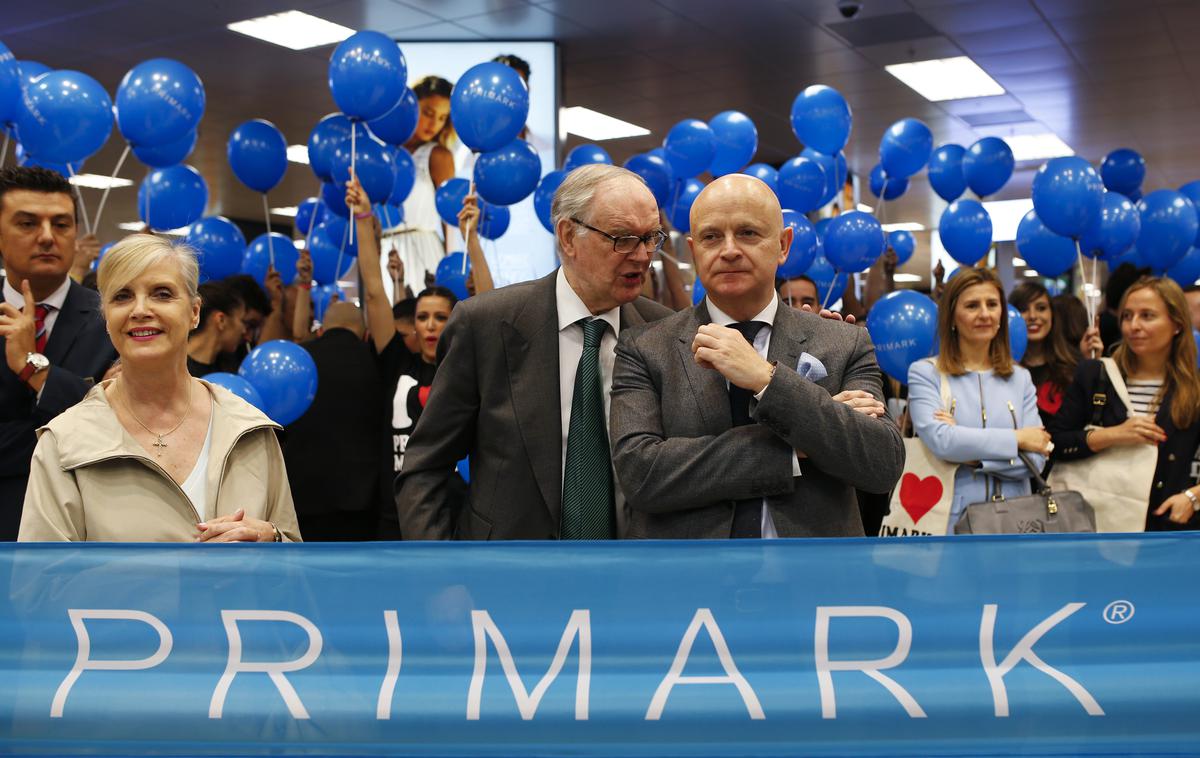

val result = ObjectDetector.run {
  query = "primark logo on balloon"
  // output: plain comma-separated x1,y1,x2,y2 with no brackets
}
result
876,337,919,353
152,88,193,121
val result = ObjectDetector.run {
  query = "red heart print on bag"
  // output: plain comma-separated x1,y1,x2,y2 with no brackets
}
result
899,473,943,524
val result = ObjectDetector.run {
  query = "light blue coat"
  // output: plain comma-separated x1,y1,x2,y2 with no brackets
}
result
907,360,1045,533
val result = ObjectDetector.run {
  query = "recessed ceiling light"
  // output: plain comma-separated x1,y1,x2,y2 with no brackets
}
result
1024,269,1040,277
982,198,1034,242
882,222,925,232
287,145,310,165
885,56,1005,102
117,221,189,235
293,239,306,249
560,106,650,141
271,206,299,217
227,11,355,51
1013,256,1027,266
116,222,145,231
857,203,874,213
69,174,134,190
894,273,923,283
1005,133,1074,162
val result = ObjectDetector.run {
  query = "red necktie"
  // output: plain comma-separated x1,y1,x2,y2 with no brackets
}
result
34,304,50,353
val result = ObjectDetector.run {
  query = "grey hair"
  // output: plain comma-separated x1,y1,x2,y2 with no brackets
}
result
97,233,201,307
550,164,649,233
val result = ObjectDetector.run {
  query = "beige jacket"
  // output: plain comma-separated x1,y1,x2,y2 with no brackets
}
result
18,379,302,542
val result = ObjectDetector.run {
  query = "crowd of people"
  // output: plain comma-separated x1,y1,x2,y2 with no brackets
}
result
2,153,1198,543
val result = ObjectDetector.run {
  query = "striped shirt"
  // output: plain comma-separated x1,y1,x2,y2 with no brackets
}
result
1126,379,1162,416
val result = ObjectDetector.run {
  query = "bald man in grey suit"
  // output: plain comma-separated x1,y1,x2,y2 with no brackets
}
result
610,175,904,539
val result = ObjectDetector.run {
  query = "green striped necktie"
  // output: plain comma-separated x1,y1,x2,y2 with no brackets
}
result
561,317,616,540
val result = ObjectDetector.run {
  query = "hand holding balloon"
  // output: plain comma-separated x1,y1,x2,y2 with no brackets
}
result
458,193,480,243
344,171,370,219
295,249,313,287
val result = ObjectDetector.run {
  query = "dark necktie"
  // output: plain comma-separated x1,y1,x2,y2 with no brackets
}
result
729,321,767,538
561,317,616,540
34,303,51,353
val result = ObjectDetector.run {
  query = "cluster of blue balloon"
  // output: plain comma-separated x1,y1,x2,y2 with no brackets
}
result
207,340,318,426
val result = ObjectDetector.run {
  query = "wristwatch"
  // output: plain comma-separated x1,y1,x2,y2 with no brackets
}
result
1183,489,1200,513
18,352,49,386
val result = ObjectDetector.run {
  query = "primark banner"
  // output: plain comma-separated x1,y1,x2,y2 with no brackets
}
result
0,535,1197,756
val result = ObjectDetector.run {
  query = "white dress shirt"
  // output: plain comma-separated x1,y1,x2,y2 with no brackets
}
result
3,275,71,342
555,268,627,535
705,294,803,539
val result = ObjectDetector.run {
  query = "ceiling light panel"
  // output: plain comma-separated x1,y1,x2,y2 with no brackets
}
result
885,56,1005,102
287,145,310,165
228,11,355,51
560,107,650,141
1005,133,1074,162
69,174,134,190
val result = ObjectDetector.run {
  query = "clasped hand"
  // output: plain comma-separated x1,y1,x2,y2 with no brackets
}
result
196,508,274,543
692,324,773,393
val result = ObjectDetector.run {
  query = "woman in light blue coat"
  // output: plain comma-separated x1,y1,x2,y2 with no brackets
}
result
908,268,1051,533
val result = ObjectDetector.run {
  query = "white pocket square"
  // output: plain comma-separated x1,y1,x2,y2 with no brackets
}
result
797,352,828,381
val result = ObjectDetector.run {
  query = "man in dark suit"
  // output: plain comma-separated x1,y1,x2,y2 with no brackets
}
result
0,167,116,539
282,301,388,540
396,164,673,539
610,174,904,539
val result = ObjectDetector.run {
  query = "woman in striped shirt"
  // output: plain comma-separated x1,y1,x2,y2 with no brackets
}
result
1049,276,1200,530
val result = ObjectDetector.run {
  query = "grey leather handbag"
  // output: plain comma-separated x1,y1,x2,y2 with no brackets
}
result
954,452,1097,535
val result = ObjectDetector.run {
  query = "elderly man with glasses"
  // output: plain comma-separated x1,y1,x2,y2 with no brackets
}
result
395,164,673,540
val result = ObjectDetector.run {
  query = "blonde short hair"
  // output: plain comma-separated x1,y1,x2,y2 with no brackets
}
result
97,234,200,307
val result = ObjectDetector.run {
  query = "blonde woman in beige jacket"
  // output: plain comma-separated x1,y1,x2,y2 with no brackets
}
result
18,234,301,542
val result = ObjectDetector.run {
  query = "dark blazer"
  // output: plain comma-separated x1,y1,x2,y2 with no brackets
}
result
1048,358,1200,531
0,278,116,539
609,301,905,539
281,328,388,538
395,270,673,540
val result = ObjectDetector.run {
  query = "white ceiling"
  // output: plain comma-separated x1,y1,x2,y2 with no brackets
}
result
3,0,1198,245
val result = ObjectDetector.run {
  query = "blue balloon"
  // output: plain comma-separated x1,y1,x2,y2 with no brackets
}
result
294,198,322,236
331,132,395,203
1178,181,1200,247
375,203,404,229
663,119,716,179
823,211,885,274
478,202,510,240
312,282,344,321
115,59,204,148
790,84,852,155
310,222,356,285
308,114,369,183
242,232,298,287
1080,191,1140,259
807,247,850,308
1100,148,1145,196
1105,243,1145,271
435,177,470,228
1031,156,1104,239
205,372,265,412
707,110,757,176
777,156,827,214
390,147,416,206
238,340,318,426
15,70,112,163
666,177,705,233
534,170,566,233
801,147,846,208
132,129,196,168
186,216,245,281
450,62,528,153
1136,189,1199,271
1008,305,1027,362
1166,248,1200,288
866,290,937,383
366,87,418,146
742,163,779,198
928,144,967,203
869,164,907,200
15,144,82,177
1016,211,1076,277
563,143,612,174
328,31,406,121
228,119,287,193
436,252,471,300
879,118,932,179
623,153,672,209
475,138,540,206
0,43,22,126
321,180,349,218
92,242,115,272
939,199,993,265
320,215,358,258
963,137,1014,198
691,277,706,306
138,164,207,231
778,210,818,279
889,230,915,266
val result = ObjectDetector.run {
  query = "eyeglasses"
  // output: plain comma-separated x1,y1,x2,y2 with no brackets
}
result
571,218,668,255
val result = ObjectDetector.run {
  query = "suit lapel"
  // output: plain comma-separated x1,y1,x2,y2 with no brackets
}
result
675,303,732,436
502,273,563,522
767,304,808,373
43,282,91,365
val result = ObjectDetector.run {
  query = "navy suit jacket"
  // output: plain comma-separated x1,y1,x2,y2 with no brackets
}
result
0,278,116,538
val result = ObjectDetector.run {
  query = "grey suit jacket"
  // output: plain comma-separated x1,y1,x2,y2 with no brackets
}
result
395,270,673,540
609,300,904,539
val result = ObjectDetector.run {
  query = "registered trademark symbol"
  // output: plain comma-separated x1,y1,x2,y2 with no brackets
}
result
1103,600,1134,624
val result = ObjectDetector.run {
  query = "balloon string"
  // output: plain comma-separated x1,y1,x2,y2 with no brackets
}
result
463,168,477,276
262,194,275,270
93,144,131,232
335,216,348,289
349,126,357,247
303,192,322,255
66,164,93,236
822,269,840,310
